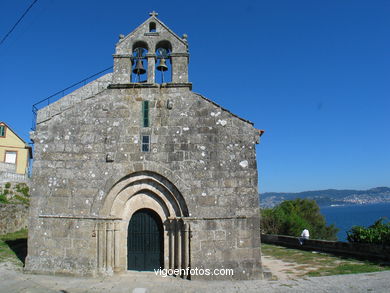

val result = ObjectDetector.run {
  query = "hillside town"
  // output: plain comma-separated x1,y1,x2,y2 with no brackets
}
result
261,187,390,208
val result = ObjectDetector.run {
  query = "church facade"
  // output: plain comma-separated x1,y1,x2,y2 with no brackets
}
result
25,13,264,280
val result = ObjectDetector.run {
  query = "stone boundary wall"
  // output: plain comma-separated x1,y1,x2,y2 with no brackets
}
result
0,204,29,235
261,234,390,262
0,162,29,184
0,172,29,184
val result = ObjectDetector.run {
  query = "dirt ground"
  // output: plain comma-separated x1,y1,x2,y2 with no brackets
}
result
261,254,317,280
2,260,390,293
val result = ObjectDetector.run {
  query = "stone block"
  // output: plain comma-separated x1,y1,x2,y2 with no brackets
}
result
214,230,226,241
197,196,217,207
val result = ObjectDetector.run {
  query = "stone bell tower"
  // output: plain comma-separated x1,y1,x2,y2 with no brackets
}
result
112,11,190,86
26,12,264,280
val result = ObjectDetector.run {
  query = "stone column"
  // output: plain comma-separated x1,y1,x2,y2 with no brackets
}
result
174,220,178,269
113,222,120,272
97,221,119,274
177,220,182,271
106,222,113,271
147,54,155,83
169,220,174,269
182,222,189,270
97,222,106,270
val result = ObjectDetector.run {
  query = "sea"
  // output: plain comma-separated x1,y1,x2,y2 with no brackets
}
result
320,202,390,242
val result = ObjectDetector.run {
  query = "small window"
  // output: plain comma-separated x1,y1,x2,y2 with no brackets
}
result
149,22,156,32
141,135,150,152
0,125,5,137
142,100,149,127
5,151,17,164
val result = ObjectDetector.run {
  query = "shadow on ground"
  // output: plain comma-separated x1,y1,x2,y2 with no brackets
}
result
5,238,27,265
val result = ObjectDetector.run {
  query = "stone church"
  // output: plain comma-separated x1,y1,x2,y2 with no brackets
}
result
25,12,264,280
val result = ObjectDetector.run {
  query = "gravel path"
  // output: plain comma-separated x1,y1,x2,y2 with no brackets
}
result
1,262,389,293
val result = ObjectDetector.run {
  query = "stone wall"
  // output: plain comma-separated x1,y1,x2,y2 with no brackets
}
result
26,84,263,279
0,204,29,235
0,162,29,184
190,216,262,280
261,234,390,261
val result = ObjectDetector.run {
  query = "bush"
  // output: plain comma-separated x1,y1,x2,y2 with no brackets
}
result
13,195,29,205
347,217,390,245
4,182,11,189
261,198,338,240
0,194,8,204
15,183,30,197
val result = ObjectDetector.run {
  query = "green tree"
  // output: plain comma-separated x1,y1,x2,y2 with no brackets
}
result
347,217,390,245
261,198,338,240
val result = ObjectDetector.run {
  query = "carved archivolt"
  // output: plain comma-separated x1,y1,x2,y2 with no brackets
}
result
96,171,190,274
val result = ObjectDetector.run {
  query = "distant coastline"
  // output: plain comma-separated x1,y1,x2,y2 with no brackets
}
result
260,187,390,209
320,202,390,241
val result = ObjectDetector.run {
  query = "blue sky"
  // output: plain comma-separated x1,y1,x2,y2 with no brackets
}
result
0,0,389,192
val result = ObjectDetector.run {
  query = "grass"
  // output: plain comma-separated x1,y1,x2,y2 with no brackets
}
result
0,229,28,266
262,243,390,277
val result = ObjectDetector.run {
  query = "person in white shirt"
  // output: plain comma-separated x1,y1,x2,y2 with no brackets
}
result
299,228,310,245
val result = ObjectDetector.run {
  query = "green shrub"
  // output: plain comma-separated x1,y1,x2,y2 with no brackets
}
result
4,182,11,189
347,217,390,245
0,194,8,204
3,189,9,195
15,183,30,197
13,194,29,205
261,198,338,240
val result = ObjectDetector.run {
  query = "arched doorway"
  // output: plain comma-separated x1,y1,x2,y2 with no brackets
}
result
127,209,163,271
96,171,190,274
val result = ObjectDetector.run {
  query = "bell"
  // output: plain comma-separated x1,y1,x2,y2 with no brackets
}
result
157,58,168,72
133,59,146,75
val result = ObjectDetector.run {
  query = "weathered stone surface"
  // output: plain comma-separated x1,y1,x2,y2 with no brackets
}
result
0,204,29,235
26,13,264,280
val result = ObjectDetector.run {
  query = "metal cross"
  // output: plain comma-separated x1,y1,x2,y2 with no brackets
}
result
149,11,158,17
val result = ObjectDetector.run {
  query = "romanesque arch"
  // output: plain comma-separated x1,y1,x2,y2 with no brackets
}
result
95,171,190,274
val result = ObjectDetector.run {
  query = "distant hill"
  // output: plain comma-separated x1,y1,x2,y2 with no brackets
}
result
260,187,390,208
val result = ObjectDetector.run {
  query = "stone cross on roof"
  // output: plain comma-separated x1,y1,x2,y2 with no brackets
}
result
149,11,158,17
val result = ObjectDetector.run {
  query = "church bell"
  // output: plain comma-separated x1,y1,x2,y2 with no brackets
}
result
156,58,168,72
133,59,146,75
